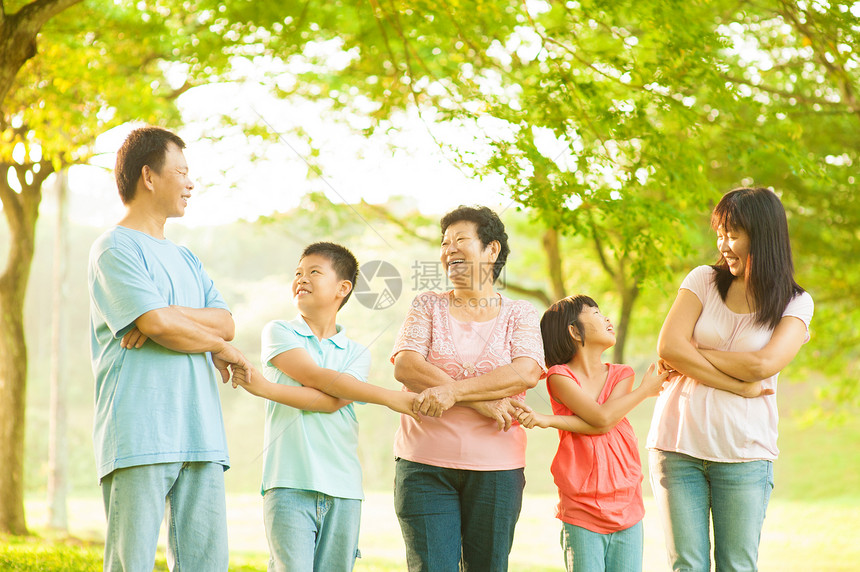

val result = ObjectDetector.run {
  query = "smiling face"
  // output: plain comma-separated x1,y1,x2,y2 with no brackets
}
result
292,253,351,314
716,224,751,278
573,304,616,349
440,220,499,290
144,142,193,219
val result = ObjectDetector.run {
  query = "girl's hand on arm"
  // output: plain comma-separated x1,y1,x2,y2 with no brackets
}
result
638,363,671,397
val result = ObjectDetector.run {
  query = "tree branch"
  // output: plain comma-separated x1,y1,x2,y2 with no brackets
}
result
498,281,552,307
720,71,851,110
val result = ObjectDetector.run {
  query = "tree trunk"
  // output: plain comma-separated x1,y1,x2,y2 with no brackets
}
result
612,278,640,365
542,228,566,301
48,169,69,531
0,160,51,535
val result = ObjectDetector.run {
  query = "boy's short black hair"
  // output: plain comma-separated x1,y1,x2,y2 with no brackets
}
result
301,242,359,308
440,205,510,282
540,295,599,367
115,126,186,204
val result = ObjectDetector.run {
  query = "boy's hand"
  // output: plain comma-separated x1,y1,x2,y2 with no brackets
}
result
227,362,270,398
640,363,671,397
389,391,422,422
230,363,250,390
212,344,250,387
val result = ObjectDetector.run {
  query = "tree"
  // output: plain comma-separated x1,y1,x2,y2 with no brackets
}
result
228,0,859,376
0,0,291,535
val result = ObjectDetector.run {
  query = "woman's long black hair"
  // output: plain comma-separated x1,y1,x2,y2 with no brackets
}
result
711,187,805,329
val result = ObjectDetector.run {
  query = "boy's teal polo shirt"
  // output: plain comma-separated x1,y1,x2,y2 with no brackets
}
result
260,316,371,500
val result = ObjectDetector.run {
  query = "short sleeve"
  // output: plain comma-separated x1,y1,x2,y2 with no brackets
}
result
546,364,574,381
261,321,305,365
509,301,547,373
608,364,635,392
90,247,168,337
184,247,229,311
342,343,372,383
390,292,436,363
679,265,714,305
783,291,814,343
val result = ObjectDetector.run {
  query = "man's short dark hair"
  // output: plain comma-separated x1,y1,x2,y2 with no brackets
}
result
115,127,186,204
301,242,360,308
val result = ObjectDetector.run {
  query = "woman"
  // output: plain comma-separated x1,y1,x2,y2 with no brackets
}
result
391,205,545,571
648,187,814,571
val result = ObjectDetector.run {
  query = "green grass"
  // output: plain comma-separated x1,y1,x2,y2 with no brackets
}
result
0,534,267,572
0,535,102,571
5,497,860,571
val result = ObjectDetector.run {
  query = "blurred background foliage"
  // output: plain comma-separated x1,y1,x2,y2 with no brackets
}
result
2,0,859,538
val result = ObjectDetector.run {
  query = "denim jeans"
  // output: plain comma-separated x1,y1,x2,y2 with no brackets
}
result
263,488,361,572
560,520,643,572
393,458,525,572
100,461,228,572
649,450,774,572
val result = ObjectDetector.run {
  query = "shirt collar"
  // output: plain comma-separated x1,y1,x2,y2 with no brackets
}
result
289,315,348,349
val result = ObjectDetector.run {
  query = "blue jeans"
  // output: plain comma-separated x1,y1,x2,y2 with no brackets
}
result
100,461,228,572
393,458,525,572
263,488,362,572
561,520,643,572
649,451,774,572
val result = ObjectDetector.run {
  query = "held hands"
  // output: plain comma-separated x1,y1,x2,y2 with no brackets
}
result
657,359,682,382
390,391,423,422
211,344,251,388
413,384,459,417
515,408,551,429
471,398,531,431
227,360,264,396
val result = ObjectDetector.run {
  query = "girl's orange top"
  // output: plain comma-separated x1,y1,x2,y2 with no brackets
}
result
547,363,645,533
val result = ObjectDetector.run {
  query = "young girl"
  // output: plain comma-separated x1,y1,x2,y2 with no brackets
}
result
518,295,667,572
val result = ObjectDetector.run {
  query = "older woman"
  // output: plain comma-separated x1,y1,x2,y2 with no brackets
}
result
391,205,545,571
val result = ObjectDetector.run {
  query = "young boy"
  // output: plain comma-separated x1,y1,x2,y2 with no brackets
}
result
231,242,417,571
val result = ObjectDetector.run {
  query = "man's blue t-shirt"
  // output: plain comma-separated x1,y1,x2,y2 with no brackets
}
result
88,226,230,480
261,317,371,500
